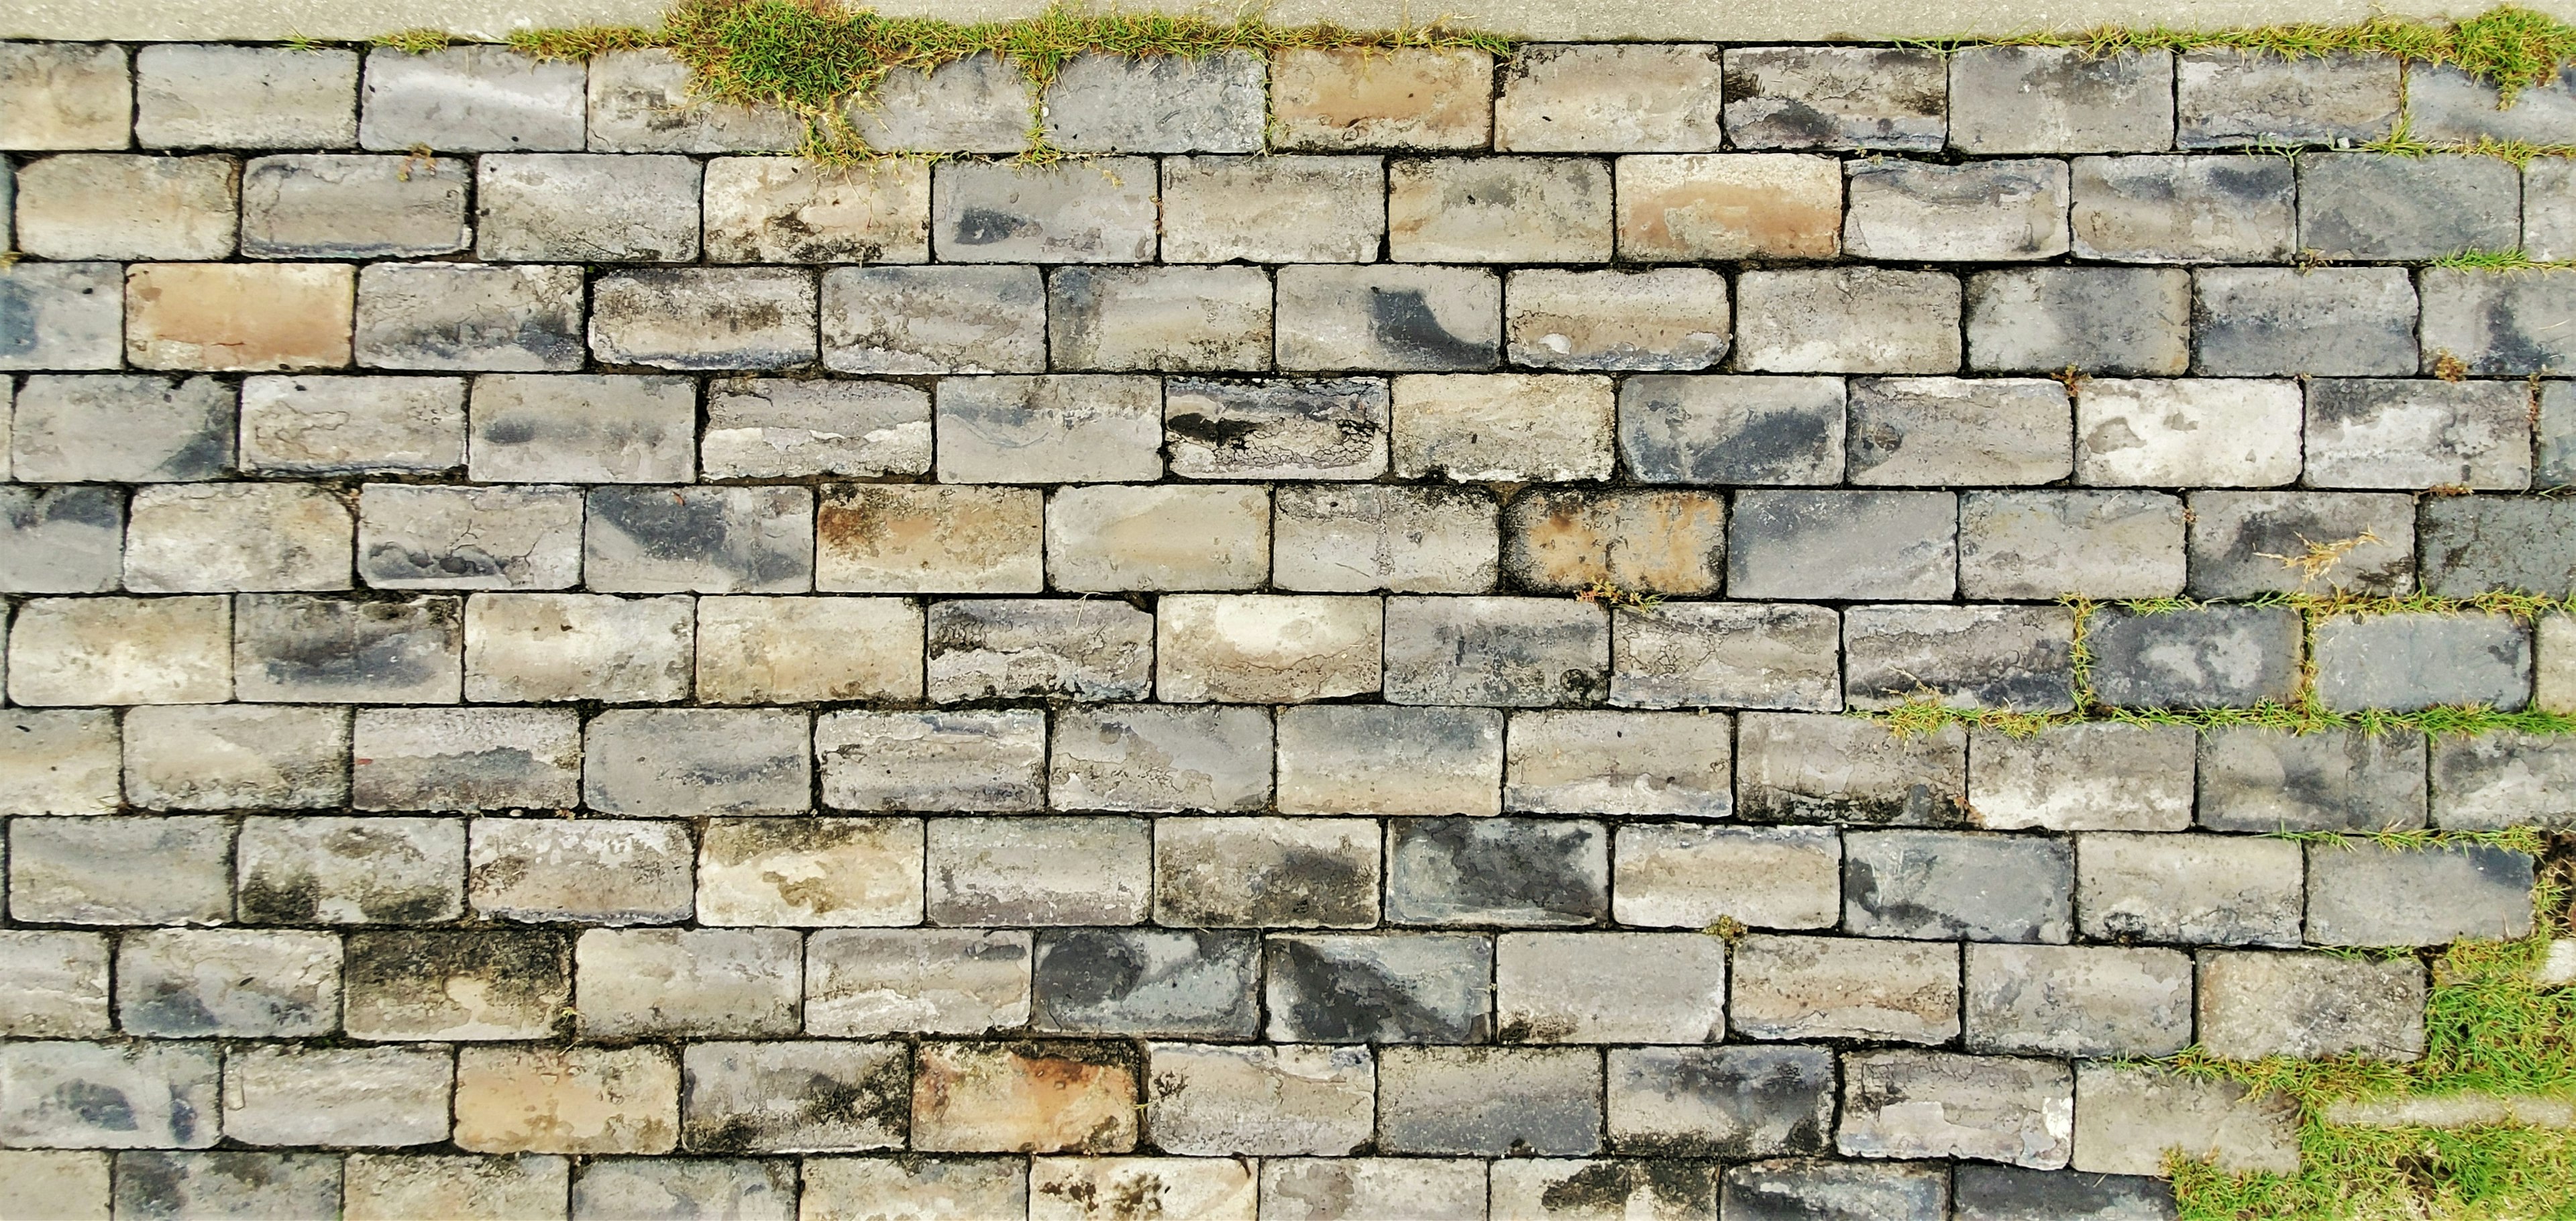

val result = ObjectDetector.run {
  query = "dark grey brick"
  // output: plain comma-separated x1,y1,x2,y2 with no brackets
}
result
1154,817,1379,929
1617,374,1845,485
584,486,813,594
1736,712,1966,827
1966,268,2190,374
1265,933,1491,1043
1387,816,1607,928
2192,267,2417,376
1378,1047,1600,1155
1721,46,1945,150
1846,377,2070,486
234,593,462,704
2420,267,2576,376
2540,381,2575,487
1491,1161,1717,1220
1843,604,2076,712
2071,154,2295,263
2198,727,2428,833
1728,490,1957,600
1607,1044,1833,1157
1030,928,1258,1039
2312,612,2530,711
1722,1159,1947,1221
585,709,810,817
1964,944,2193,1057
1949,47,2173,153
114,1153,339,1220
2085,606,2302,708
926,598,1152,702
0,486,123,593
2420,496,2576,595
1953,1165,2176,1221
1845,829,2074,943
1165,378,1389,480
2306,843,2534,947
2185,490,2417,598
2298,153,2520,261
1384,596,1608,706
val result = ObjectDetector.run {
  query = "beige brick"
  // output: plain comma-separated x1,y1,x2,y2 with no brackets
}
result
123,482,352,592
702,157,930,264
1030,1157,1256,1221
1390,158,1612,262
126,263,353,371
464,593,694,704
1161,156,1384,264
0,1151,108,1221
816,484,1043,594
344,1155,569,1221
695,596,922,703
0,710,122,816
1393,373,1615,482
1497,44,1725,151
7,596,231,705
697,817,926,927
454,1045,679,1155
1617,154,1842,260
573,927,802,1037
1047,484,1270,592
1157,594,1383,703
2540,612,2575,714
1503,488,1727,596
1731,935,1961,1043
0,45,131,150
801,1158,1026,1221
14,154,237,260
912,1043,1139,1154
2074,1063,2300,1177
1271,48,1493,150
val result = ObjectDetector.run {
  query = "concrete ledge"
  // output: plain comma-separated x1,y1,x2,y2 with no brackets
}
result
11,0,2575,45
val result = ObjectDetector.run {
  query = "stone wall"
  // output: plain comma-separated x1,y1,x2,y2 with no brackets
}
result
1,36,2573,1221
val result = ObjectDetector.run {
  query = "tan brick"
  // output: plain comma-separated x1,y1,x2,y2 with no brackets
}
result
1390,158,1611,263
126,263,353,371
7,596,231,706
1393,373,1615,482
695,596,923,703
1497,44,1725,152
1731,935,1961,1043
1503,488,1727,596
912,1043,1139,1153
816,484,1043,594
14,154,238,260
344,1155,568,1221
453,1045,679,1155
697,817,926,927
1157,594,1384,703
1046,484,1270,592
1617,154,1842,260
0,45,131,150
1271,48,1493,150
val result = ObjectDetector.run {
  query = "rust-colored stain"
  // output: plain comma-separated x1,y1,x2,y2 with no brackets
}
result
1623,180,1841,259
1515,492,1726,595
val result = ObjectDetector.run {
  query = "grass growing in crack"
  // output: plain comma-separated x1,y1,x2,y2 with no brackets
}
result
2270,827,2550,855
2432,248,2576,272
372,28,456,52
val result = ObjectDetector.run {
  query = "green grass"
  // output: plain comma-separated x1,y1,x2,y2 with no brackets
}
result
2432,248,2576,272
372,28,455,52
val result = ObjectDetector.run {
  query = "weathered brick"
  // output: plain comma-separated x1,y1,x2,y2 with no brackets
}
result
1735,712,1964,826
934,374,1163,483
345,1155,571,1221
2193,267,2418,376
1158,594,1382,703
239,374,462,476
802,1158,1023,1220
464,593,692,702
1734,267,1961,373
1394,373,1614,481
1270,48,1491,150
1845,604,2076,712
1279,706,1501,816
821,266,1046,374
1967,722,2190,831
924,816,1151,926
1491,1159,1717,1218
1379,1047,1601,1155
1838,1051,2073,1169
1161,155,1383,262
2198,951,2426,1061
1497,932,1726,1043
0,710,119,816
0,44,131,150
1503,487,1727,596
930,158,1157,262
9,596,231,706
806,928,1032,1036
701,378,927,479
356,263,587,371
1044,51,1262,152
1847,377,2071,485
584,486,811,594
0,931,110,1037
1950,47,2173,152
572,1159,794,1221
1609,1045,1833,1161
1273,484,1500,593
2406,62,2576,142
0,263,124,370
1617,374,1845,485
1047,484,1268,591
2308,841,2534,947
1505,268,1730,370
0,1152,108,1220
2299,152,2520,260
700,596,916,702
2313,611,2529,711
1729,489,1956,600
342,930,569,1041
2547,613,2576,714
2421,496,2576,595
1966,944,2193,1057
1730,935,1960,1043
1052,266,1273,373
15,154,237,260
2184,489,2416,597
7,817,232,925
1959,490,2188,599
1146,1043,1375,1156
2086,605,2302,708
1507,710,1728,816
1051,704,1270,814
356,486,580,592
1276,264,1501,372
125,704,347,810
468,818,695,925
2080,832,2303,946
234,593,460,704
1845,159,2070,260
701,157,926,264
1845,829,2074,943
1495,44,1722,152
576,928,800,1037
113,1153,341,1218
1260,1159,1484,1221
1613,823,1840,929
2177,49,2399,148
0,1042,219,1149
477,154,698,262
2421,266,2576,375
235,814,459,928
590,268,816,370
2434,731,2576,830
585,48,802,153
1721,46,1947,150
2072,1063,2300,1177
126,263,355,372
926,598,1151,701
1387,816,1605,926
1166,378,1389,478
817,484,1042,594
2199,726,2428,832
911,1042,1138,1154
1722,1159,1949,1221
1156,817,1380,929
241,154,472,258
2071,154,2296,263
696,818,922,926
587,708,809,816
1390,157,1611,262
1953,1166,2178,1221
0,487,123,594
2530,162,2576,262
9,374,231,481
118,927,339,1037
360,46,585,152
844,54,1032,153
455,1045,680,1155
1968,267,2191,374
123,483,347,592
1616,153,1841,260
2075,377,2302,486
220,1045,453,1147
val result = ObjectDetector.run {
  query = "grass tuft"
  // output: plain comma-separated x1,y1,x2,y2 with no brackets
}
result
1960,5,2576,100
2432,247,2576,272
373,28,457,53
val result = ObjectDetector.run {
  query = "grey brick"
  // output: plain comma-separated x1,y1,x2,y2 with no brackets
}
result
845,54,1032,154
125,704,347,810
1047,484,1268,592
345,1155,572,1216
573,1159,795,1221
0,44,129,150
241,154,471,258
2177,49,2400,148
2420,266,2576,376
1618,374,1845,485
0,710,119,817
0,263,123,371
7,816,233,926
1270,46,1493,152
8,596,232,706
2085,605,2302,708
1032,928,1258,1038
697,818,922,926
1397,372,1611,483
468,818,694,926
1275,265,1501,372
927,598,1153,702
820,266,1046,374
1736,712,1965,826
113,1153,339,1218
700,378,927,480
2433,731,2576,830
1278,706,1500,816
1052,267,1272,373
1949,47,2173,152
1845,604,2076,712
2404,64,2576,144
2312,612,2530,711
2421,496,2576,595
123,483,350,593
237,815,462,925
1265,933,1492,1043
1044,52,1263,152
2076,377,2303,486
356,263,588,372
1838,1051,2072,1169
117,927,339,1037
1494,1160,1716,1218
233,593,460,704
1155,817,1379,928
806,928,1030,1037
14,154,238,260
2196,950,2425,1061
1953,1165,2177,1221
1722,46,1946,150
1965,944,2193,1057
2078,832,2302,946
2071,154,2296,263
1968,723,2192,832
1502,488,1727,596
1610,1045,1833,1158
1259,1158,1484,1221
2307,842,2534,947
1495,44,1723,151
925,816,1150,926
0,1042,219,1149
590,268,816,371
359,484,582,590
816,484,1043,594
1845,829,2074,943
1723,1159,1948,1221
1960,490,2187,600
1166,377,1388,478
1273,484,1499,593
0,486,123,593
577,928,801,1037
2298,152,2519,260
1146,1043,1375,1157
342,929,569,1041
1730,935,1960,1043
215,1044,453,1147
2198,726,2428,833
1385,596,1607,706
1390,157,1611,262
1735,268,1961,374
585,48,802,153
463,593,693,703
1497,931,1726,1043
0,931,110,1037
934,374,1163,484
1968,268,2191,374
584,486,812,594
2184,490,2416,597
1051,704,1270,814
9,374,232,482
1387,816,1606,926
1729,489,1956,600
1845,159,2070,260
2545,381,2576,485
360,46,585,152
819,710,1045,813
702,157,927,264
1507,710,1730,816
1161,155,1383,262
1378,1047,1601,1155
2072,1063,2299,1177
1847,377,2072,485
680,1041,906,1153
241,374,464,476
478,154,699,262
1610,602,1840,712
1613,824,1841,929
930,158,1157,262
2192,266,2417,376
2532,162,2576,262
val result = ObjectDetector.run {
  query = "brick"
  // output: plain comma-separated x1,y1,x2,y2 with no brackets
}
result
1276,264,1501,372
1505,268,1729,370
241,154,472,258
1273,484,1499,593
126,263,355,372
1847,376,2071,485
477,154,698,262
1265,931,1492,1043
2436,731,2576,830
2072,1063,2300,1177
2299,152,2520,260
1260,1159,1485,1221
1497,932,1726,1043
1271,48,1491,150
237,815,462,925
1610,1045,1833,1159
1613,824,1841,929
1030,1158,1253,1221
1166,378,1390,478
0,44,131,149
2080,833,2303,946
1394,372,1614,481
572,1160,794,1221
360,46,585,152
1967,722,2190,831
455,1045,680,1155
470,373,696,481
814,706,1035,808
342,930,569,1041
1146,1043,1374,1156
1491,1160,1717,1218
702,378,928,479
2548,613,2576,714
1845,159,2069,260
15,154,237,260
1052,266,1273,373
803,1159,1024,1220
911,1043,1138,1154
806,928,1032,1036
0,1152,107,1220
2422,266,2576,376
701,157,927,264
1736,712,1964,825
122,483,346,592
586,48,800,153
1381,598,1601,708
2193,267,2418,376
468,818,694,925
1051,704,1270,814
1722,1159,1948,1221
2075,378,2302,486
9,596,231,706
1845,604,2077,713
240,374,462,476
1950,47,2173,152
821,266,1046,374
234,593,460,704
925,816,1152,926
464,593,692,703
0,931,110,1036
1158,594,1380,703
1617,374,1845,485
2177,49,2400,148
576,928,800,1037
1047,484,1268,591
844,54,1032,153
0,710,119,816
1161,155,1383,262
220,1045,453,1147
356,485,582,592
2420,496,2576,595
2308,842,2535,947
1953,1166,2176,1221
1735,267,1961,373
589,268,816,370
1497,44,1724,151
2184,489,2416,596
1379,1047,1601,1155
1503,488,1726,596
1507,710,1729,816
117,927,339,1037
345,1155,570,1221
696,818,923,926
2406,64,2576,144
1721,46,1947,150
1838,1051,2073,1169
934,374,1163,483
1279,706,1501,816
1966,945,2193,1057
2085,605,2302,708
356,263,587,371
1960,490,2187,599
1387,816,1605,926
0,487,123,593
2072,154,2296,262
1044,51,1261,152
931,158,1157,262
696,596,917,703
584,486,812,594
585,708,808,816
1729,489,1956,600
2314,612,2530,711
1967,268,2191,374
1154,816,1380,928
7,817,231,925
1390,158,1611,263
817,484,1042,594
1730,935,1960,1043
0,263,123,370
2199,726,2427,832
2198,951,2425,1061
125,704,347,810
927,598,1152,701
113,1153,341,1218
2530,162,2576,262
1845,829,2074,943
9,374,231,481
0,1042,219,1149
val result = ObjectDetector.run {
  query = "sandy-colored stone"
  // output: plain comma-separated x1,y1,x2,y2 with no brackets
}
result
696,596,922,703
344,1155,570,1221
1272,47,1492,150
1731,935,1960,1043
1503,488,1726,596
1497,44,1725,151
7,596,231,706
702,157,929,264
2074,1063,2300,1177
454,1045,680,1155
14,154,237,260
696,818,925,927
1048,484,1270,592
1157,594,1383,703
1617,154,1841,260
125,263,354,372
817,484,1043,594
912,1043,1139,1154
1031,1157,1255,1221
0,710,121,816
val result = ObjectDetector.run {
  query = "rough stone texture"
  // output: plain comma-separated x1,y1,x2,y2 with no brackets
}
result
1965,944,2194,1057
1844,604,2077,712
2078,833,2304,947
2085,605,2304,708
2072,154,2296,263
2197,952,2427,1061
1383,597,1607,707
1051,705,1271,814
2306,842,2535,947
360,46,585,152
1723,46,1947,150
125,263,355,372
1618,374,1845,486
1505,268,1730,371
1610,602,1841,711
1615,153,1841,260
1959,490,2187,600
2299,152,2520,261
15,154,239,260
1949,47,2174,153
1043,52,1263,153
468,373,698,482
2421,266,2576,376
1279,707,1503,816
242,154,472,259
2198,727,2428,833
1734,268,1960,374
1843,830,2075,943
1266,933,1492,1044
1731,935,1961,1044
2194,267,2418,376
1847,376,2071,486
1165,378,1389,479
2177,49,2398,148
2311,612,2530,712
2076,377,2302,487
935,374,1163,484
1271,48,1491,151
1613,824,1840,929
1047,484,1269,592
1503,488,1727,596
10,374,232,481
1723,1159,1949,1221
1052,267,1273,374
356,263,587,372
926,816,1149,926
464,594,693,704
1273,484,1500,593
1391,157,1613,263
1837,1051,2073,1169
2420,496,2576,596
702,158,928,264
1728,490,1956,600
1146,1043,1374,1155
1378,1047,1603,1156
931,158,1157,263
1845,159,2070,261
1735,712,1966,827
1387,816,1606,926
928,599,1153,701
2073,1064,2301,1177
1496,932,1726,1043
1966,268,2191,374
1967,722,2192,831
822,266,1046,374
0,44,133,150
820,710,1045,813
1497,44,1725,151
2434,731,2576,831
2186,490,2417,597
1275,264,1502,372
1155,817,1379,929
2305,378,2530,490
817,485,1044,594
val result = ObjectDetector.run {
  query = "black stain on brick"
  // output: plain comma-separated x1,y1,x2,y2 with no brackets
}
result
1368,288,1488,366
